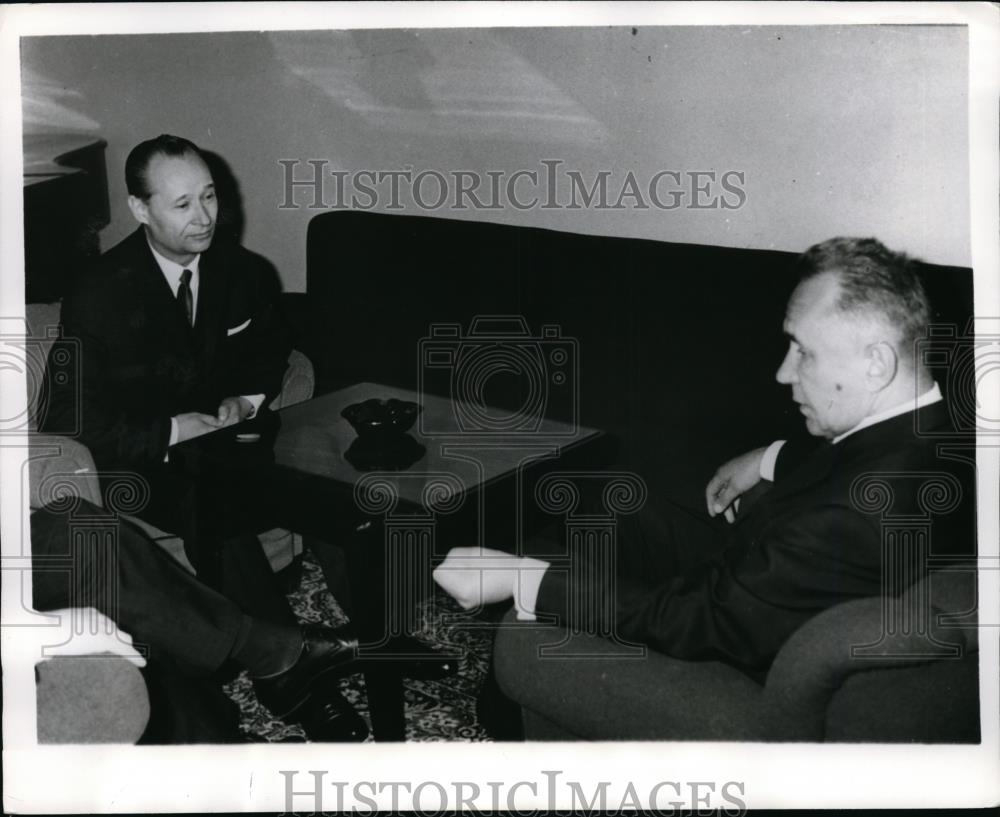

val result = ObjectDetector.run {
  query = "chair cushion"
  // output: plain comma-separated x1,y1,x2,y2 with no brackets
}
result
35,655,150,743
28,435,101,510
494,611,764,740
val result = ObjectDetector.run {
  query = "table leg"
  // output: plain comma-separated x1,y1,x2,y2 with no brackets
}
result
343,515,407,742
364,672,406,741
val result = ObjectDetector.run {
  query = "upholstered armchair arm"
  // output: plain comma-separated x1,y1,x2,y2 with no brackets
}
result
269,348,315,410
36,655,150,743
27,434,102,510
761,572,976,741
27,438,152,743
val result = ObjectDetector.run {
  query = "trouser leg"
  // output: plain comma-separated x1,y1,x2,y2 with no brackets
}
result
218,536,297,627
31,501,244,676
525,494,727,582
126,467,297,627
612,498,730,588
487,498,732,738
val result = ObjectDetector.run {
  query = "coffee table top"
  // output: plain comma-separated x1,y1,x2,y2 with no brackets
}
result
271,382,603,509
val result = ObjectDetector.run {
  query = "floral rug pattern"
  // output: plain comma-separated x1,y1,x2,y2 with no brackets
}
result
223,554,496,742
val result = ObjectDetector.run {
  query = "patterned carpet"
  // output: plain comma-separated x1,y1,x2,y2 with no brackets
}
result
223,553,497,741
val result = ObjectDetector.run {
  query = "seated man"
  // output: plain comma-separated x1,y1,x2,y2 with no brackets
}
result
435,237,975,681
42,133,295,619
40,134,451,736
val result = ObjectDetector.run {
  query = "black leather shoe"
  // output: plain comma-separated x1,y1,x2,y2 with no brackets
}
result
295,691,369,742
253,624,359,718
254,626,458,720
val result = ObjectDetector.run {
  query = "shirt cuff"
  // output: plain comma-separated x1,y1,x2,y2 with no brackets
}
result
759,440,786,481
513,556,551,621
241,394,265,419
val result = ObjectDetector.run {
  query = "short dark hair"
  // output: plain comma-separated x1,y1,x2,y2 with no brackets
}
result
125,134,205,199
795,237,931,356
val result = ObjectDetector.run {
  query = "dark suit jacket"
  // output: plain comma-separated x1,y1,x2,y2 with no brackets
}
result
44,228,292,472
536,400,976,674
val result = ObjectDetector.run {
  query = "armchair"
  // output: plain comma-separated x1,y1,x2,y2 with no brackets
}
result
494,569,979,742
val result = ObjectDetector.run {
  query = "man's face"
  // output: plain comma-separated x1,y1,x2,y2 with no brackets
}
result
129,152,217,265
775,272,877,439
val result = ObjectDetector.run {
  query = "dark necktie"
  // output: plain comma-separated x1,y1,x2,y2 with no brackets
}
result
177,268,194,326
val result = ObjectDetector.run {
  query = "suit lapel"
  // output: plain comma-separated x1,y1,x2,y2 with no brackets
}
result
127,229,196,351
765,400,955,504
194,241,228,371
767,440,837,500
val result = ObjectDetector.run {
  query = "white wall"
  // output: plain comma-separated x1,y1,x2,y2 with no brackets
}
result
21,25,970,291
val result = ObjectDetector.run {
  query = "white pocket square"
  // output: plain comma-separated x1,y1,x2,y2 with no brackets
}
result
227,319,251,336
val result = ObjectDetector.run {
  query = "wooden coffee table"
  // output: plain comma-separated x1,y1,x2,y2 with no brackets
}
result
172,381,607,740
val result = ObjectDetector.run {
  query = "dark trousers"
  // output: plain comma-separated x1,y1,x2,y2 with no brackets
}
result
611,498,730,586
122,465,297,627
31,501,243,675
480,499,729,738
31,500,248,742
521,497,729,590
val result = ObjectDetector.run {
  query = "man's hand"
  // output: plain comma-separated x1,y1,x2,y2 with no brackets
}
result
216,396,253,428
174,411,224,444
433,546,520,610
705,446,767,523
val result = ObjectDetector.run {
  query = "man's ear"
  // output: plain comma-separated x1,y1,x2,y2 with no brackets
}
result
127,195,150,225
865,341,898,390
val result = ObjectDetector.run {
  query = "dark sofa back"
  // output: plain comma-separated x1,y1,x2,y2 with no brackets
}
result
299,211,973,507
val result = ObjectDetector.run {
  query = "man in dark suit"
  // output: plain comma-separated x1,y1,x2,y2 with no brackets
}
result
41,135,449,740
434,237,975,676
45,135,288,565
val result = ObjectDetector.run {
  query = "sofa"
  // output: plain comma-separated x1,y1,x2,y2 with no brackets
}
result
298,210,980,742
297,210,974,512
